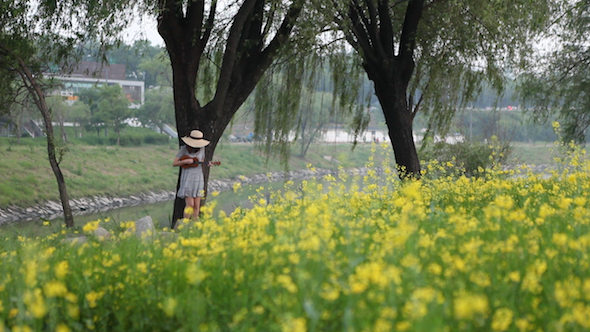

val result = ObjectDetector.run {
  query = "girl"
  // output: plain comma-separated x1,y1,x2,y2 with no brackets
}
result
172,129,211,221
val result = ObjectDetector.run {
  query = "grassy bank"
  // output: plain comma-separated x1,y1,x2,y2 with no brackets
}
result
0,136,391,208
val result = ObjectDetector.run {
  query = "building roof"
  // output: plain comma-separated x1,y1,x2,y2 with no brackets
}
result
70,61,127,80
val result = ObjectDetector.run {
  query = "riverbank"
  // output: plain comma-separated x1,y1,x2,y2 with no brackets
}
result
0,167,375,225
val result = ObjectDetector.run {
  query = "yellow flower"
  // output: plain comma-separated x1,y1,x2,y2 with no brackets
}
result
82,220,100,233
12,326,32,332
253,305,265,314
24,261,38,287
55,324,71,332
160,297,177,317
507,271,521,283
572,303,590,328
515,318,531,332
136,262,148,274
9,308,18,319
427,263,442,275
85,291,104,309
183,206,194,216
276,275,298,293
67,303,80,320
373,318,393,332
43,280,68,297
54,261,69,279
320,283,340,301
23,288,47,319
454,292,489,320
491,307,514,331
552,233,568,247
396,321,411,331
281,316,306,332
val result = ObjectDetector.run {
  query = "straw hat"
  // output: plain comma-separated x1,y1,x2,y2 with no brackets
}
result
181,130,210,148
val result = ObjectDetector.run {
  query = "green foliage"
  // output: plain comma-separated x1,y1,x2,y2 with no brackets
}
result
420,138,512,178
411,0,555,135
75,132,169,147
417,109,558,144
137,49,171,88
97,84,131,143
136,87,174,132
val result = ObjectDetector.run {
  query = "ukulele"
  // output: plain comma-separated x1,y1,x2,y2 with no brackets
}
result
180,155,221,169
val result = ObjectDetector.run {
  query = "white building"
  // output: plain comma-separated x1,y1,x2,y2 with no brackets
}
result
47,61,145,108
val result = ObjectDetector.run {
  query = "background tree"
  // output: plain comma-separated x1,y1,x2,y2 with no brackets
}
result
46,95,69,143
138,50,173,87
68,101,91,138
318,0,554,177
136,87,175,133
517,0,590,144
76,87,107,137
296,90,335,157
97,84,132,146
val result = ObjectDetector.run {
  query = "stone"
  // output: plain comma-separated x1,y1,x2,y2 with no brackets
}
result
135,215,155,239
94,227,112,240
61,236,88,244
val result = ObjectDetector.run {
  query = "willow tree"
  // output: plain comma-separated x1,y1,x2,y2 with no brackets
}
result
518,0,590,144
0,1,76,227
38,0,308,223
318,0,555,177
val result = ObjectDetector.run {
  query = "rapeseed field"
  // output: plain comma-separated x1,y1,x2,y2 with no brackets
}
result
1,139,590,331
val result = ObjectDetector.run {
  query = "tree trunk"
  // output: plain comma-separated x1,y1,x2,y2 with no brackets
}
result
59,113,68,143
2,47,76,227
366,62,421,178
339,0,424,178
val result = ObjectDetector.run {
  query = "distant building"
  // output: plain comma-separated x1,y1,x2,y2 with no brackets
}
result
47,61,145,108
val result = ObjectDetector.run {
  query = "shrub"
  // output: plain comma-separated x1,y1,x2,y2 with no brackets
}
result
420,137,512,177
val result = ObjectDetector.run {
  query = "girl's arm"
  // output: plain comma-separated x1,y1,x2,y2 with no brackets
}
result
173,157,192,167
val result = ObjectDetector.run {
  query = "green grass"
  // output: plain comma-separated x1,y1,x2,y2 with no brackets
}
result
508,142,555,165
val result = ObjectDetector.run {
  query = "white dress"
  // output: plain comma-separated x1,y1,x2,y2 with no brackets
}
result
176,145,206,198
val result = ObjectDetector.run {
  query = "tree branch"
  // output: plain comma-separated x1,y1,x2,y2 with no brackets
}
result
212,0,259,104
346,0,379,65
378,0,395,57
398,0,425,61
200,0,218,51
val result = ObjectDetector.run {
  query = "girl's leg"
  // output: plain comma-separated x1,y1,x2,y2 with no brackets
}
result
184,197,195,219
193,197,201,219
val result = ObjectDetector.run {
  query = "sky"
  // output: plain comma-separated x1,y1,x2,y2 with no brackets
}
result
123,15,164,47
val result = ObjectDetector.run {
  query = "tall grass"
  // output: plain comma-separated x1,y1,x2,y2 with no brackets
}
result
0,142,588,331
